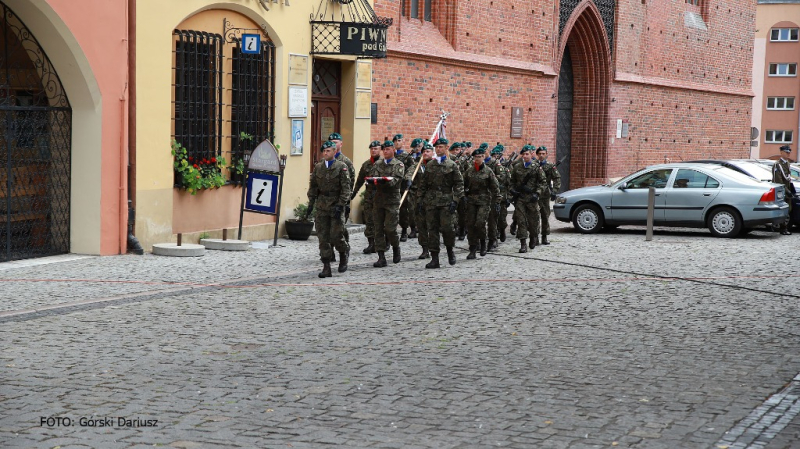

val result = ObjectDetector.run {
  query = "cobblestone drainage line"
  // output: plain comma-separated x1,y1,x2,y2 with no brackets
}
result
714,372,800,449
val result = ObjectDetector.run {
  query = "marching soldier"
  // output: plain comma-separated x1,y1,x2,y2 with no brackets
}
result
508,146,526,236
509,145,547,253
406,138,424,239
307,141,351,278
418,138,465,268
329,133,355,261
352,140,382,254
371,140,407,267
453,142,470,240
486,144,511,249
463,145,501,259
393,133,415,242
413,141,435,259
536,146,562,245
773,145,794,236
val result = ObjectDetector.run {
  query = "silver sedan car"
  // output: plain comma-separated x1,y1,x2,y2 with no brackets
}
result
553,163,789,237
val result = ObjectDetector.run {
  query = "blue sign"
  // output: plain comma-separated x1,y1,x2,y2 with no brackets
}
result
245,172,279,215
241,34,261,54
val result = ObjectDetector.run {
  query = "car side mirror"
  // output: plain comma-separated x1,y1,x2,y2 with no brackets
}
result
619,181,628,190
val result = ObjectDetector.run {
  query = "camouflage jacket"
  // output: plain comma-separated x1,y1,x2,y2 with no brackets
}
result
464,163,502,206
308,159,351,212
417,156,465,208
459,155,474,174
510,161,547,203
372,157,406,206
486,158,511,199
394,150,414,175
353,157,378,201
335,152,356,191
539,161,562,195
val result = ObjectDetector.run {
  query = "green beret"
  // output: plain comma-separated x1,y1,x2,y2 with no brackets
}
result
393,133,404,141
369,140,382,148
328,132,342,141
433,138,449,146
465,142,473,148
449,142,462,151
472,147,486,156
479,143,489,150
320,140,336,151
490,146,504,155
494,144,505,152
411,138,423,148
382,140,394,148
536,146,548,153
519,145,533,154
422,142,434,150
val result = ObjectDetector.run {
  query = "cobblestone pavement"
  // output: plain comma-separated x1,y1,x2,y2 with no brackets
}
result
1,217,799,448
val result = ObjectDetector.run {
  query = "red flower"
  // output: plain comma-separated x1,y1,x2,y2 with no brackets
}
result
193,164,198,169
188,157,194,162
211,157,217,163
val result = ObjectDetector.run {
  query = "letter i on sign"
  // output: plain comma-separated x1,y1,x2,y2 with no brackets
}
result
252,180,273,207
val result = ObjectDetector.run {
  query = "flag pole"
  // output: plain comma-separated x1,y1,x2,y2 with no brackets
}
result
399,111,449,206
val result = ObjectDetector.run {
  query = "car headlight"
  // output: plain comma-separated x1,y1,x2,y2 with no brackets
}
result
555,196,567,204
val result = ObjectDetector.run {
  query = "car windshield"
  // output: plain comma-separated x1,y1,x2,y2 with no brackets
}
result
731,161,774,182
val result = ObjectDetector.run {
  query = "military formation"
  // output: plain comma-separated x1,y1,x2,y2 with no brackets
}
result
306,132,561,278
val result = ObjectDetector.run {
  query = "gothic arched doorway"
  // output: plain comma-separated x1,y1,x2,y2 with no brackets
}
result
557,1,612,189
0,2,71,262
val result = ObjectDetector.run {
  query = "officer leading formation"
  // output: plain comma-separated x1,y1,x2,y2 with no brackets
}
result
306,134,561,275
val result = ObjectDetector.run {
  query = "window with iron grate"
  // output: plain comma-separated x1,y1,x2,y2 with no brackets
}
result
172,30,223,162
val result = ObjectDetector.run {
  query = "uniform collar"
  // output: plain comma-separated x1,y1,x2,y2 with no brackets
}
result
384,158,393,164
325,160,335,168
524,161,532,168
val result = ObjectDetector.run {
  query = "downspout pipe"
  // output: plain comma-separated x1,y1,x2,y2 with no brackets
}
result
126,0,143,254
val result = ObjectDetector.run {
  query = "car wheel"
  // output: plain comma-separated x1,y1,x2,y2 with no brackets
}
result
572,204,603,234
707,207,742,238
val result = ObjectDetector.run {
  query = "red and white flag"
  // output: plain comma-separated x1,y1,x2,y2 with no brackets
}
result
428,112,448,143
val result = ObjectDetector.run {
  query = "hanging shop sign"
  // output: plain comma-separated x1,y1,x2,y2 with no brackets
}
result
310,0,392,58
340,24,387,57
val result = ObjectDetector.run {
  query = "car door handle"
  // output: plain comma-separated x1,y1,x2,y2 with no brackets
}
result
703,193,711,196
654,193,661,196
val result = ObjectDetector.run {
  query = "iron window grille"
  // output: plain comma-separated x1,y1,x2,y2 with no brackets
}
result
172,30,224,163
229,40,277,181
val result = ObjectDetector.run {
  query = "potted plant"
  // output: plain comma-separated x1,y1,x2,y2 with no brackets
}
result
285,202,315,240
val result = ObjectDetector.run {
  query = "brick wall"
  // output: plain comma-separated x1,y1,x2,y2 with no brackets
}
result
371,0,755,187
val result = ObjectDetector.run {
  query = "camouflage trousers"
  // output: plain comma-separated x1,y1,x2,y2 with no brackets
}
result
426,207,457,252
414,206,429,250
537,196,552,235
361,196,375,239
515,200,541,240
465,201,491,246
373,202,400,250
315,209,349,260
457,199,467,232
399,196,415,230
488,201,508,241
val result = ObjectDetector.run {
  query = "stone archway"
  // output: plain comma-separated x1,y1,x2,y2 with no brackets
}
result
557,1,612,189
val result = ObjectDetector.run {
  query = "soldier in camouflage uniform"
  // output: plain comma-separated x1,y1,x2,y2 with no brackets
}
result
352,140,382,254
307,141,351,278
417,138,465,268
486,144,511,250
412,142,435,259
371,140,408,267
463,145,502,259
406,138,424,239
393,133,415,242
329,133,355,259
453,142,471,240
536,146,562,245
509,145,548,253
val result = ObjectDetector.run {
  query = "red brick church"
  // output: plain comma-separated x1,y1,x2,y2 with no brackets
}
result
371,0,755,189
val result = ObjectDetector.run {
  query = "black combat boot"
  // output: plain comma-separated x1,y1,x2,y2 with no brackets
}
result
363,237,375,254
418,248,429,259
510,221,517,235
467,245,477,260
400,228,408,242
409,227,417,239
392,246,401,263
519,239,528,253
530,236,538,249
337,251,349,273
446,246,457,265
488,239,498,251
426,252,440,269
374,251,387,268
541,233,550,245
479,239,487,257
499,227,506,242
319,259,332,278
458,227,466,241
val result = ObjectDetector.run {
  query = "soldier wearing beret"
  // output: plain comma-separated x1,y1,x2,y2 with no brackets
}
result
536,146,561,245
393,133,416,242
352,141,382,253
307,141,351,277
509,145,548,252
463,145,502,259
371,140,408,267
413,142,435,259
418,138,465,268
773,145,795,235
486,144,511,250
329,133,356,256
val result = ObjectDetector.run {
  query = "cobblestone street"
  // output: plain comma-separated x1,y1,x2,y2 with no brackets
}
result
1,218,799,448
